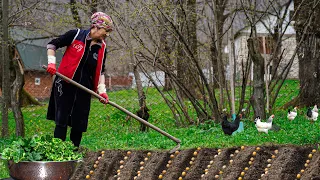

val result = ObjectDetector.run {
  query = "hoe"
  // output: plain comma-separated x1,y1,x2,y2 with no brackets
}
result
43,65,181,153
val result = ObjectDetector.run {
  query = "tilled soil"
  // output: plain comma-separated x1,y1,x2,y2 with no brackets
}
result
70,145,319,180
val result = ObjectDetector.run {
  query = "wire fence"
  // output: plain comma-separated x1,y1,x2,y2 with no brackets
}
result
0,67,300,124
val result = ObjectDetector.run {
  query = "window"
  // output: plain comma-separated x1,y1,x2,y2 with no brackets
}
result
35,78,40,85
258,36,274,54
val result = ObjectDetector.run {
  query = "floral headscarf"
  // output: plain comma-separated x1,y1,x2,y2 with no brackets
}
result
91,12,113,31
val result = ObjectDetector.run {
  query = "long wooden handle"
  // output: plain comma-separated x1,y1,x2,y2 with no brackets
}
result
42,65,181,148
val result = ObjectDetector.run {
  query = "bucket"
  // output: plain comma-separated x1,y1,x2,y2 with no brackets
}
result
8,160,81,180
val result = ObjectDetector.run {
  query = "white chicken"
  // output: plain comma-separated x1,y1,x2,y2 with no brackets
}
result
256,127,269,134
287,107,298,121
254,115,275,134
307,105,318,122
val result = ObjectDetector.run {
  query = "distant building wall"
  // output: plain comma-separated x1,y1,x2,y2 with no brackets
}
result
106,75,133,90
281,36,299,79
23,71,53,100
22,71,134,100
234,34,299,80
129,71,165,88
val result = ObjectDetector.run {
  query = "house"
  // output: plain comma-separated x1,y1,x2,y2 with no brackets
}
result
16,40,64,101
227,0,298,80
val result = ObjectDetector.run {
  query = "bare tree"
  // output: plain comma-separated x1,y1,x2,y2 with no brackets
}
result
0,0,97,136
70,0,82,28
126,0,150,131
235,0,310,118
2,0,9,137
212,0,229,109
76,0,316,126
295,0,320,107
85,0,98,14
10,46,25,137
248,36,266,118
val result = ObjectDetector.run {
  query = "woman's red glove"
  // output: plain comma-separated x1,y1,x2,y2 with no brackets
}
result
99,93,109,104
47,63,56,75
47,55,56,75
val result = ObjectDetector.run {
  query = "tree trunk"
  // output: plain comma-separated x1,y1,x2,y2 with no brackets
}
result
21,88,41,106
270,18,282,80
298,34,320,106
125,0,149,131
10,48,25,137
70,0,82,28
213,0,226,109
160,23,173,91
175,1,201,124
186,0,198,97
1,46,41,107
86,0,97,14
295,0,320,107
0,0,3,136
176,0,198,100
248,37,266,119
2,0,9,137
210,38,219,89
0,0,2,90
163,73,172,91
228,28,236,115
176,42,188,98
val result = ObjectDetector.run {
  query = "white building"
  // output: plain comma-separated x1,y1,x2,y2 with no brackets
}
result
229,0,298,80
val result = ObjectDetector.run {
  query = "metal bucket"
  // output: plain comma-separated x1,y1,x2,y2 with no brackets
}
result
8,160,81,180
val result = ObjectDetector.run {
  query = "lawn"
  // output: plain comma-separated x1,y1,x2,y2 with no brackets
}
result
1,79,318,178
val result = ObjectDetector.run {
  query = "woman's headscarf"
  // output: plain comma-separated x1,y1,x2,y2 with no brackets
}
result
91,12,113,31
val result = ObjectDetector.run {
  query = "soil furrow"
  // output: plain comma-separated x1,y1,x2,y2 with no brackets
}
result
91,150,124,180
69,145,320,179
262,146,311,180
243,146,278,180
136,151,169,180
301,149,320,180
202,147,237,180
115,151,146,180
70,151,100,180
162,149,195,180
183,148,217,180
222,146,256,180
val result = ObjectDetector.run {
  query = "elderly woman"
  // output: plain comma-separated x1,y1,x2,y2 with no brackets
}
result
46,12,113,147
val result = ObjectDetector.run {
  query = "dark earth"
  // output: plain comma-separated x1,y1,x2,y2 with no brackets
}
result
69,145,320,180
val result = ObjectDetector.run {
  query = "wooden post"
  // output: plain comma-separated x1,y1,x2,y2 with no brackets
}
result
262,37,269,113
228,27,235,116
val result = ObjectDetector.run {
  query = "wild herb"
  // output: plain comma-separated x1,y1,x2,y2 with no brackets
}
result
1,135,83,163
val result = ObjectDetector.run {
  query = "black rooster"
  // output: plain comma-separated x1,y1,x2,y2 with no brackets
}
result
137,106,150,132
221,114,242,135
307,107,313,119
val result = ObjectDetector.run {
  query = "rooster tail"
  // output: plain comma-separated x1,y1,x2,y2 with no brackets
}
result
254,116,260,124
307,108,312,118
221,115,228,125
235,115,241,123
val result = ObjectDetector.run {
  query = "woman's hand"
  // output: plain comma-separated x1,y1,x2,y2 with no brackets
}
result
47,55,56,75
99,93,109,104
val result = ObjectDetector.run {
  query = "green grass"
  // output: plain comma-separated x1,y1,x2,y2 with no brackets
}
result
1,80,317,178
0,138,11,178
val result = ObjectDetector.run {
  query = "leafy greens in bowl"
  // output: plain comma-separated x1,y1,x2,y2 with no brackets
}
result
1,135,83,163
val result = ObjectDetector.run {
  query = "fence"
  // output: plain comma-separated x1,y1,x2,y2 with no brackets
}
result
0,67,300,124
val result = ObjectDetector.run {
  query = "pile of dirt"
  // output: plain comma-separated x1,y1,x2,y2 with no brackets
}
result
70,145,319,180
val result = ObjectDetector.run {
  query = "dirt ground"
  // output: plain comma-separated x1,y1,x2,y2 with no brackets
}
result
70,145,320,180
